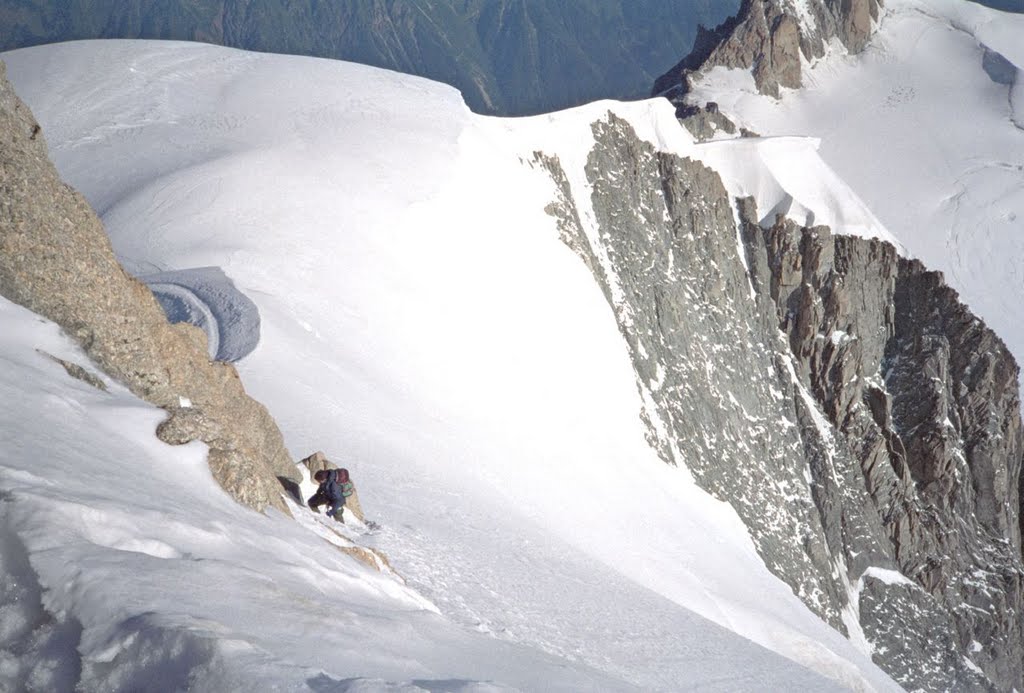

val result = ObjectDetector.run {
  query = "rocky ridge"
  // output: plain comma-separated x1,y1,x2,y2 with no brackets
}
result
652,0,881,100
0,61,299,513
536,113,1024,691
642,1,1024,685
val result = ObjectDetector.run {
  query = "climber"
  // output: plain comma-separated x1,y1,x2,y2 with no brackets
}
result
307,467,355,522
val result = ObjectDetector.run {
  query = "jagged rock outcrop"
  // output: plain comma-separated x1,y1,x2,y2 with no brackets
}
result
36,350,107,391
747,215,1024,691
653,0,881,100
671,102,742,142
537,112,1024,691
0,61,300,513
299,451,334,477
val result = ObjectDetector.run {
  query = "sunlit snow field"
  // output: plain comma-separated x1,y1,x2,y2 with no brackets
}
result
0,25,938,692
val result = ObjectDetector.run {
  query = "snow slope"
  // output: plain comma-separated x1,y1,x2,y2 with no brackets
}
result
687,0,1024,381
0,298,639,692
2,41,901,691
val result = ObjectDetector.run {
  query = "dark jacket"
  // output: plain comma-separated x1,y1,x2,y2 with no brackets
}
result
321,469,344,503
318,468,354,516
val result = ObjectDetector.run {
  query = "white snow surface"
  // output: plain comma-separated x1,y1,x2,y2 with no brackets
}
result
688,0,1024,386
694,136,903,249
860,567,918,588
0,40,903,691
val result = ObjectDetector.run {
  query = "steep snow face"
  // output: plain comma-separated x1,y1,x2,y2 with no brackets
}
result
686,0,1024,384
693,135,902,249
0,298,635,693
0,40,901,690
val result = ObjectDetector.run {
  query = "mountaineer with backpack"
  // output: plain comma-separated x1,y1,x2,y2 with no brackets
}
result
308,467,355,522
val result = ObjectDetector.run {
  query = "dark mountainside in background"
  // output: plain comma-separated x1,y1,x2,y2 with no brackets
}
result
0,0,738,116
654,0,1021,106
975,0,1024,10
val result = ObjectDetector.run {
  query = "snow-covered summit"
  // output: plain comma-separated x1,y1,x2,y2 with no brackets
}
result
0,39,912,691
684,0,1024,387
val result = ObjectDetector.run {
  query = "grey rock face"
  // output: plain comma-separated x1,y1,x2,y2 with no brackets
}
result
653,0,881,100
753,217,1024,691
36,350,108,391
299,451,333,477
537,112,1024,691
674,103,739,142
0,62,299,513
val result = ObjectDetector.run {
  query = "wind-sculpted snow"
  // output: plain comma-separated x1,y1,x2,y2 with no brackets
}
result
0,299,656,692
982,48,1017,86
0,40,906,691
693,136,903,250
140,267,260,362
6,30,1020,689
0,513,83,690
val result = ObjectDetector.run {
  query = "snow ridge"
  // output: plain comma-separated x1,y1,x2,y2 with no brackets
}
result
0,40,894,691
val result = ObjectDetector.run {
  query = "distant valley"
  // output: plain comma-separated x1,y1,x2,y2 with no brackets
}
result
0,0,738,115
